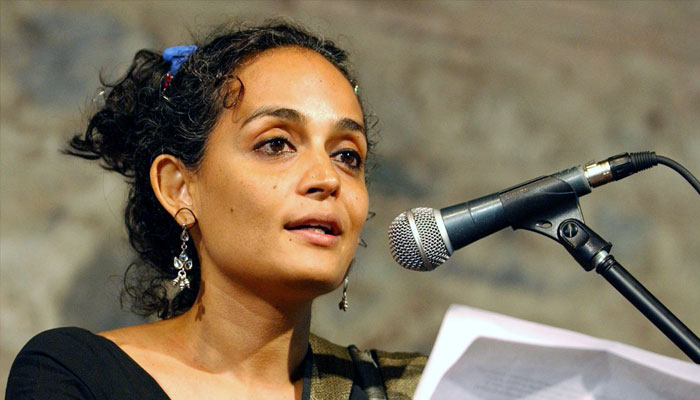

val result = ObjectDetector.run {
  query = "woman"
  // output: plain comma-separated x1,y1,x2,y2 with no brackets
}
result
6,22,425,399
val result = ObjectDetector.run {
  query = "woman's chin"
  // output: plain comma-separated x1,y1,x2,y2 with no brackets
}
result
292,269,345,295
276,249,351,286
268,265,347,303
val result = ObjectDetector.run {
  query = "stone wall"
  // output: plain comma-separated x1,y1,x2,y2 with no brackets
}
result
2,0,699,388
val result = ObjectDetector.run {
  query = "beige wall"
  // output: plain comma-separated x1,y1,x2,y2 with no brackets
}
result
2,0,699,387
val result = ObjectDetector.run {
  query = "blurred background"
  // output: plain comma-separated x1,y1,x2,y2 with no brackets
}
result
2,0,699,389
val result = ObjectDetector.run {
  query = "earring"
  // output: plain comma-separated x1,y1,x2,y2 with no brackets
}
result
338,276,349,312
172,223,193,290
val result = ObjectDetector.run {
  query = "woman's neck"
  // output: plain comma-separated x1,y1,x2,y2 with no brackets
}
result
100,274,313,399
168,277,312,384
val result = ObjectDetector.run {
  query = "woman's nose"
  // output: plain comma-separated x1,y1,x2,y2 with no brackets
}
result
297,149,340,199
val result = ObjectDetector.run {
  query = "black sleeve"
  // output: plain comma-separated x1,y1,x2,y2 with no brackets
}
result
6,329,97,399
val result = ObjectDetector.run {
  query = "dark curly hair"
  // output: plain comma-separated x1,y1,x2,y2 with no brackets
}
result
65,21,375,319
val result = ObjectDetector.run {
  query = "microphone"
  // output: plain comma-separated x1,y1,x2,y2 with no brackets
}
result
388,152,658,271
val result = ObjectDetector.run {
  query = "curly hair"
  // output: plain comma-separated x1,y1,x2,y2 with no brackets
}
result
65,21,375,319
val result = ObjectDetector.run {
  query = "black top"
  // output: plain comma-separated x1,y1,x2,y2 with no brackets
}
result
7,327,428,399
6,327,321,399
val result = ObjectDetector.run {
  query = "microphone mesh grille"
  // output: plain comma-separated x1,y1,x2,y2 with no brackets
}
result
388,212,423,270
388,207,451,271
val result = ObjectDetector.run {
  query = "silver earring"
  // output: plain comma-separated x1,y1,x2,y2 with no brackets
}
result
172,223,193,290
338,276,349,312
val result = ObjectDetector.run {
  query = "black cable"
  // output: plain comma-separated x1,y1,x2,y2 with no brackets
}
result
656,155,700,196
613,152,700,196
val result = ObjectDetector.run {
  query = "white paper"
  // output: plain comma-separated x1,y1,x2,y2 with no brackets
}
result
414,305,700,400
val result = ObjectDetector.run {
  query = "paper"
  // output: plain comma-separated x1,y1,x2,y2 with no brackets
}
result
414,305,700,400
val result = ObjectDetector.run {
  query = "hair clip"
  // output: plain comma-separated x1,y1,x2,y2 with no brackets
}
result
162,45,197,89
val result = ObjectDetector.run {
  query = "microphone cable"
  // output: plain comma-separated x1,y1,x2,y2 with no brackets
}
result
655,155,700,195
587,151,699,195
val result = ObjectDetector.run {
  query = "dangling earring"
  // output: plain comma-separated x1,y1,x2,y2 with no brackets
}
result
172,208,196,290
338,276,349,312
172,223,193,290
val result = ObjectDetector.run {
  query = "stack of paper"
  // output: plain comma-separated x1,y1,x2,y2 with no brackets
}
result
415,305,700,400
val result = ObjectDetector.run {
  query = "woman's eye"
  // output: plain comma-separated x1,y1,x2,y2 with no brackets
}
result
254,137,295,155
332,149,363,170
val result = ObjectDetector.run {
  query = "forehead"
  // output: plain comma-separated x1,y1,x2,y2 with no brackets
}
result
232,47,363,122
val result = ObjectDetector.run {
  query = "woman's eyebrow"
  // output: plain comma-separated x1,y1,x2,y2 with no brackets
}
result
333,118,365,136
241,106,365,136
241,107,306,127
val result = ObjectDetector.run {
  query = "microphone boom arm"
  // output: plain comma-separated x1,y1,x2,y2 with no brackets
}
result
556,218,700,363
496,175,700,362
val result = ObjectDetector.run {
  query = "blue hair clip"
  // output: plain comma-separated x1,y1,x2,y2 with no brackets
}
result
163,45,197,76
162,45,197,91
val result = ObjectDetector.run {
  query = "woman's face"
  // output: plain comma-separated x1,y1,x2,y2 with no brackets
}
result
189,47,368,303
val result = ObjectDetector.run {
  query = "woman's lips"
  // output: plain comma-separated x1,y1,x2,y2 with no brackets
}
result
284,216,342,247
286,226,339,247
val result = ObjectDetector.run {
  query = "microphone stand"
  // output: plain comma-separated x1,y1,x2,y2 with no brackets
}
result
556,218,700,363
444,167,700,361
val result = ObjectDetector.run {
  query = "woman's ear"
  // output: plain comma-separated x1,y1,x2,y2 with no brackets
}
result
150,154,195,224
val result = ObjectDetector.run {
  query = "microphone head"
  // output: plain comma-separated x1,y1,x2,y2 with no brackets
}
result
388,207,452,271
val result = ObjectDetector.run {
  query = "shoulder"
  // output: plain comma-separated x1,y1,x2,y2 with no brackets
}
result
372,347,427,375
10,327,113,378
17,326,106,355
372,348,427,399
6,327,166,400
309,334,426,363
12,326,131,369
6,327,105,399
309,334,427,400
309,333,352,360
